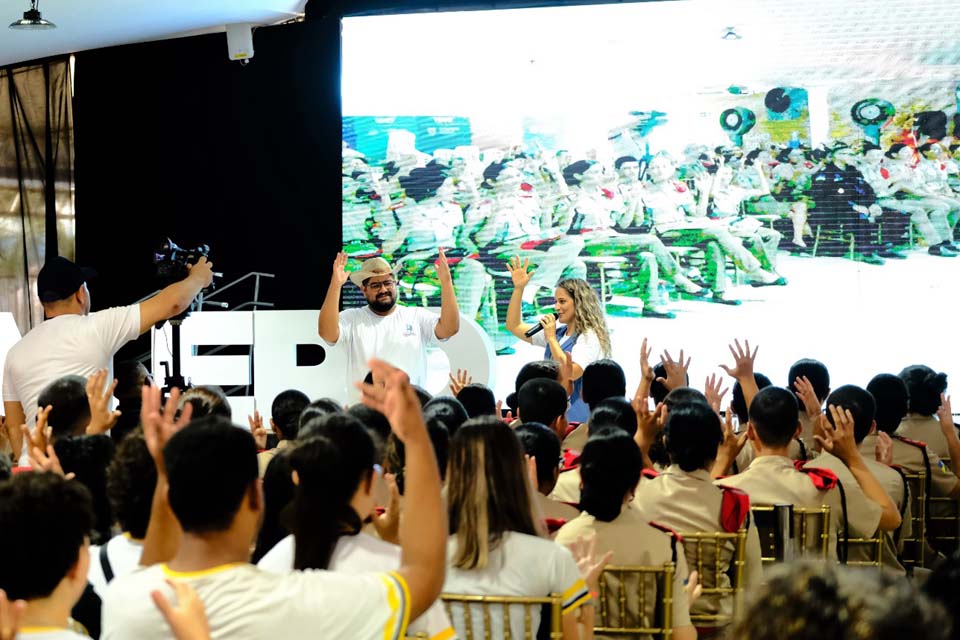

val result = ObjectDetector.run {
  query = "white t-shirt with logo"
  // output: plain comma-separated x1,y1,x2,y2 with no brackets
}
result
330,305,440,400
2,305,140,465
258,533,454,640
87,534,144,598
443,531,589,639
101,562,410,640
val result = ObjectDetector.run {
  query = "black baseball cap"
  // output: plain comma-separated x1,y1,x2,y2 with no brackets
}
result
37,256,97,303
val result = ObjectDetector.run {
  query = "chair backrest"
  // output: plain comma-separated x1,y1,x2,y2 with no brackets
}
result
751,504,831,565
675,530,747,628
927,459,960,556
898,469,927,569
594,562,675,638
838,532,884,567
440,592,563,640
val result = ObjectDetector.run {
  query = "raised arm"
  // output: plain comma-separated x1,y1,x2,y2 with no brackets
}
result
937,394,960,469
139,386,193,567
505,256,535,342
139,258,214,335
357,360,446,620
719,339,759,412
433,248,460,340
318,251,349,344
816,408,901,532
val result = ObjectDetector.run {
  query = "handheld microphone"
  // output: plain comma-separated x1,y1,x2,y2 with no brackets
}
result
524,312,559,337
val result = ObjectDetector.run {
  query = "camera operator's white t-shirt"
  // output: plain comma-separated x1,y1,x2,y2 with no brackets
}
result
2,305,140,465
329,305,440,401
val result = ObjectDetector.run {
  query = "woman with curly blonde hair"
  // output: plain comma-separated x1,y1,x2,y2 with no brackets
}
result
506,256,611,422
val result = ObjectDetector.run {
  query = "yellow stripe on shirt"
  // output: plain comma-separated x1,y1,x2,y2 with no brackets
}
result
561,578,591,614
382,571,412,640
431,627,456,640
161,562,245,579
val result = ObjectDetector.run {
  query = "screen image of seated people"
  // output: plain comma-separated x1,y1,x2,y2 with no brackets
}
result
340,1,960,397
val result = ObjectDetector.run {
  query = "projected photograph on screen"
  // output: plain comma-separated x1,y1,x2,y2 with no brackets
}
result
341,0,960,398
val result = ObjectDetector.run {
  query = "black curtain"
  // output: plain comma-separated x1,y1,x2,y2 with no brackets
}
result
0,59,75,333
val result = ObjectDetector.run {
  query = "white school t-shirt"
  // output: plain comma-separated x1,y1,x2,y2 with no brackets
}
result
443,532,590,639
101,562,410,640
2,305,140,465
258,533,454,640
330,305,440,400
87,534,144,598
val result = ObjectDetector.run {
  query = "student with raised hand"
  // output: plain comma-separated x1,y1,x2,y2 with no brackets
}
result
255,419,453,640
897,365,956,463
443,416,604,640
555,429,696,640
102,363,447,640
633,402,762,631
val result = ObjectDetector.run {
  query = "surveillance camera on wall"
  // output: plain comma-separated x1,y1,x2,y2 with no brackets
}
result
226,23,254,63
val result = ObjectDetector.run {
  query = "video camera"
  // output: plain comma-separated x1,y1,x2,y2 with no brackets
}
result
154,238,212,290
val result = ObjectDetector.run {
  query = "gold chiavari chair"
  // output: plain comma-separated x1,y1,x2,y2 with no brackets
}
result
594,562,675,638
838,532,884,567
440,592,563,640
675,530,747,629
928,459,960,556
751,504,831,565
899,470,927,569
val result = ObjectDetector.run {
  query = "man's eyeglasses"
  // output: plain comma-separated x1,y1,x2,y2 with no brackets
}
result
365,279,396,292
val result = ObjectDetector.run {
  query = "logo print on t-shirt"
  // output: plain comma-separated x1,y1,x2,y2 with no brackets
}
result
403,323,415,337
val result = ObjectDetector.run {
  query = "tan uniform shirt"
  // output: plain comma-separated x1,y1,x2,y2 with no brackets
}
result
733,438,806,473
562,423,588,453
798,412,817,454
534,491,580,523
896,415,954,464
882,434,958,498
555,504,692,634
855,436,911,573
257,439,293,478
633,466,763,622
549,467,582,504
718,455,841,559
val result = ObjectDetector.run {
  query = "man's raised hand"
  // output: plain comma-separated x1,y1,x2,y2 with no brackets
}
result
331,251,350,288
793,376,823,419
815,406,861,465
435,247,453,284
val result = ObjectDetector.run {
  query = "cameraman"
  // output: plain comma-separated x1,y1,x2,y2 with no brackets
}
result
2,255,213,465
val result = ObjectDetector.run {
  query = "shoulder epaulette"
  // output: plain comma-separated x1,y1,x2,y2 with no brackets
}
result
561,450,581,471
544,518,567,534
794,461,839,491
648,521,682,563
717,485,751,533
894,435,928,449
641,468,660,480
564,422,582,439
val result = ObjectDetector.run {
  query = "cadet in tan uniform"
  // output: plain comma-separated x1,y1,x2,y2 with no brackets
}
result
810,386,905,567
719,387,899,561
787,358,832,452
550,397,639,505
561,359,630,453
896,365,957,464
555,430,696,640
514,422,580,530
633,402,762,636
857,429,912,573
730,373,807,472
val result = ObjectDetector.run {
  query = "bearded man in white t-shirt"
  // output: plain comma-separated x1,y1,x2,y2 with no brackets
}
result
318,249,460,399
3,255,214,465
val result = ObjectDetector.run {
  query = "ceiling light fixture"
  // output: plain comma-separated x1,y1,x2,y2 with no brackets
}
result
9,1,56,30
